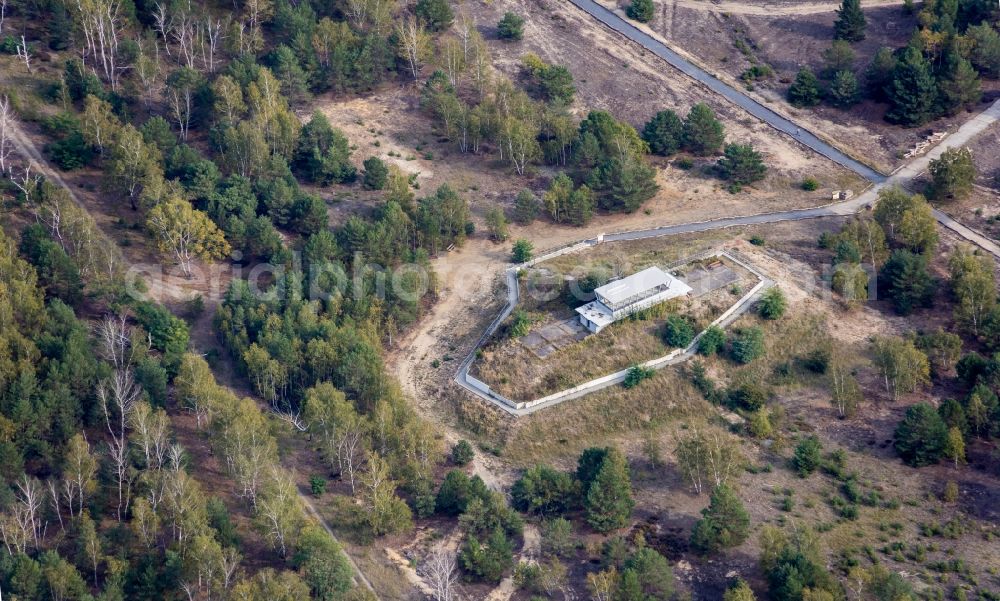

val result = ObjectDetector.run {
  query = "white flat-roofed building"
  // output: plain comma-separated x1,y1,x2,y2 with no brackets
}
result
575,266,692,333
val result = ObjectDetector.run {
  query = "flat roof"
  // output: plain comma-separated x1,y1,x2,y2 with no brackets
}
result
576,300,615,327
594,267,675,305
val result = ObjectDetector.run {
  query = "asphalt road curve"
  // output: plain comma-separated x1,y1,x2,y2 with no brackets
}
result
567,0,888,183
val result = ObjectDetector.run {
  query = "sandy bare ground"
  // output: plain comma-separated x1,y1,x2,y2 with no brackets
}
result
632,0,910,16
627,0,999,174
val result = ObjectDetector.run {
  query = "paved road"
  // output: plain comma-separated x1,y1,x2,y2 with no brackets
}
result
568,0,887,183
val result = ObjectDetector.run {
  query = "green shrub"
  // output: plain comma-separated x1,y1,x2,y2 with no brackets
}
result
757,287,787,320
626,0,655,22
362,156,388,190
662,314,695,347
309,475,327,496
452,440,475,466
497,12,525,41
801,177,820,191
510,465,576,516
675,157,695,170
729,382,769,411
698,326,726,356
690,484,751,554
792,435,823,477
623,364,655,388
741,64,773,82
511,238,534,263
730,327,765,364
509,310,532,338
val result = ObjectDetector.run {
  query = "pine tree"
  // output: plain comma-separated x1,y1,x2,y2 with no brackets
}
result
895,402,948,466
938,43,982,116
886,46,937,126
584,448,635,533
566,184,596,226
967,23,1000,79
642,109,684,156
788,68,821,107
682,103,725,156
497,12,525,41
828,70,860,107
717,143,767,186
690,484,751,554
880,250,936,315
362,156,388,190
834,0,867,42
792,436,822,477
415,0,454,31
823,40,856,76
865,47,897,101
512,189,539,224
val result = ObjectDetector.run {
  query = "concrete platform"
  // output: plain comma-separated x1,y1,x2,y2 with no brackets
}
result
680,263,739,297
520,318,589,359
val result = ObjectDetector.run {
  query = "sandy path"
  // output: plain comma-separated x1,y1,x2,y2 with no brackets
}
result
484,524,541,601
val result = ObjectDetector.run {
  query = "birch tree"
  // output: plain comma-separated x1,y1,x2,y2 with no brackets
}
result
242,0,272,53
70,0,128,89
0,95,14,175
81,95,119,155
255,470,302,558
949,245,996,336
675,425,744,494
422,549,458,601
166,67,203,141
211,74,246,125
146,197,231,277
395,16,430,80
439,35,465,87
360,452,411,536
134,39,162,109
14,475,43,549
162,467,207,545
130,401,171,471
871,336,930,400
105,124,166,211
829,352,863,418
63,433,98,517
99,369,141,521
130,497,161,547
0,476,43,554
346,0,395,34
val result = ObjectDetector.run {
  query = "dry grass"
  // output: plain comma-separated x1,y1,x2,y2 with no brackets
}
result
540,232,731,275
475,310,670,399
502,367,712,466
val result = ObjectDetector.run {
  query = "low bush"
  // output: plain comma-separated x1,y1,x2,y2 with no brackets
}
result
623,364,655,388
662,314,695,347
452,440,475,466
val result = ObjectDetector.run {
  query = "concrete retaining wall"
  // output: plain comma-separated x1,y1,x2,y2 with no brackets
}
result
457,249,773,415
